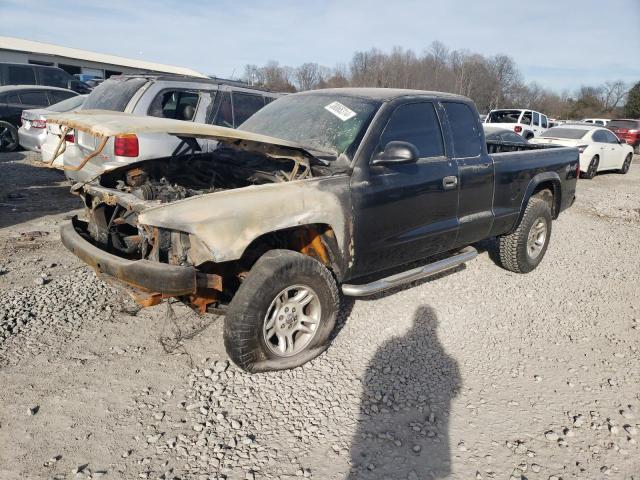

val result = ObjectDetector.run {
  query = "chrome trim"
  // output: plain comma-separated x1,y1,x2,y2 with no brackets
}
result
342,246,477,297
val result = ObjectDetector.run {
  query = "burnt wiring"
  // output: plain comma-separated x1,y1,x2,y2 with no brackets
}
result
158,299,219,367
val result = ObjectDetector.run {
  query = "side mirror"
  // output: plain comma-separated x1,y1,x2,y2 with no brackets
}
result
619,138,627,144
371,141,419,166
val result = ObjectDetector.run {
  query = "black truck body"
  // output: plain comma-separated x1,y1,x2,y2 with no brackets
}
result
50,88,578,371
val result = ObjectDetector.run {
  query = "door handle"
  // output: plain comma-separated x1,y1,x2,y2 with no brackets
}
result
443,176,458,189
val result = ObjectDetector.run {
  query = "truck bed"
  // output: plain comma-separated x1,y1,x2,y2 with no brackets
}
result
488,143,579,237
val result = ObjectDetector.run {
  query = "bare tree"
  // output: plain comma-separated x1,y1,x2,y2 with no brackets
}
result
242,42,630,120
294,63,322,91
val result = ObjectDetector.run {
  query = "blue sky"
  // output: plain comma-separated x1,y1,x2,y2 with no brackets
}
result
1,0,639,92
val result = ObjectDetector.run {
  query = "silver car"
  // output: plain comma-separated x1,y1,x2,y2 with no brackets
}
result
57,75,280,182
18,95,85,152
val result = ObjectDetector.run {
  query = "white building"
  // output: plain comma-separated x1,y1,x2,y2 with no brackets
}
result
0,36,206,79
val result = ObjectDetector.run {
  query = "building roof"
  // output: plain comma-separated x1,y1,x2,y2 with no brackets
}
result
0,36,207,78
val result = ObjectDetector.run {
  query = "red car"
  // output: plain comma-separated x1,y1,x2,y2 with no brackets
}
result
607,119,640,154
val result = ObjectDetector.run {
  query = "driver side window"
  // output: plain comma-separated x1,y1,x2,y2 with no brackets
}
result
378,102,445,158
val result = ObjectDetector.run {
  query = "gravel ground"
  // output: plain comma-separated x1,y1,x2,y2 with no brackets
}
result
1,151,639,480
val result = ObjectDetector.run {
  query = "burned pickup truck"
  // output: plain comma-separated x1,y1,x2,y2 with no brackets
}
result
48,88,579,373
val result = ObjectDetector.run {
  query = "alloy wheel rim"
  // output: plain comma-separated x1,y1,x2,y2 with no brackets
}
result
262,284,321,357
527,218,547,259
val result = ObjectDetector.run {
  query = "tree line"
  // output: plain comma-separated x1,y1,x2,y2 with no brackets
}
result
243,42,637,119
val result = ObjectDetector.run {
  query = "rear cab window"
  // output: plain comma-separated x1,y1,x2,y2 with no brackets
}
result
442,102,482,158
82,77,147,111
379,102,445,158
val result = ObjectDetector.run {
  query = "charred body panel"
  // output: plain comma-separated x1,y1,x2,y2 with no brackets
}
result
138,177,351,266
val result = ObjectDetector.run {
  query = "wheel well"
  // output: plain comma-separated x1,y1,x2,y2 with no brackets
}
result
239,224,343,279
531,181,559,218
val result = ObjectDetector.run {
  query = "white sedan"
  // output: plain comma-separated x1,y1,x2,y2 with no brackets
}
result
530,124,634,179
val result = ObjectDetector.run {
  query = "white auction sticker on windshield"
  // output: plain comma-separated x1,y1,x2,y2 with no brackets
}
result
324,101,357,121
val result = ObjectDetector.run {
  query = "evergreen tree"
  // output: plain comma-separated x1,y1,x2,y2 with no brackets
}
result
624,82,640,118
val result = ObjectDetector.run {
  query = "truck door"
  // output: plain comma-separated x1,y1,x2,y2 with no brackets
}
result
441,101,495,247
350,101,460,277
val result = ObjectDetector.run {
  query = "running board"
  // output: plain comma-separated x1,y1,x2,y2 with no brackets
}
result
341,246,477,297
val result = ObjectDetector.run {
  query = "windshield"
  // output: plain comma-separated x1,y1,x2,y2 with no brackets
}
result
238,93,381,155
82,77,147,112
487,110,522,124
540,128,588,139
48,94,86,112
608,120,639,129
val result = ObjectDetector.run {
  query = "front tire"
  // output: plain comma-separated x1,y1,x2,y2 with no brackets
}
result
619,153,632,174
223,250,339,373
493,197,552,274
581,156,599,179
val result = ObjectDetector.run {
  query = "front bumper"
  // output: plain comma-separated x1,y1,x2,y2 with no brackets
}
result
60,217,197,296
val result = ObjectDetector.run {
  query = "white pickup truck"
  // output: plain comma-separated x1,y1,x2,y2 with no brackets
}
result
485,109,549,139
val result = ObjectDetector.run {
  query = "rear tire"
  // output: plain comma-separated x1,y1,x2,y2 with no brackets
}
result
0,121,18,152
223,250,339,373
581,156,599,179
493,197,552,274
619,153,632,174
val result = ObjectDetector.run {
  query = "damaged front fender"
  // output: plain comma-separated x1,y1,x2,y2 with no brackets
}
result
138,177,352,266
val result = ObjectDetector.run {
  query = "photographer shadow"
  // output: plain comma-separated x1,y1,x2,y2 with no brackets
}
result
347,305,461,479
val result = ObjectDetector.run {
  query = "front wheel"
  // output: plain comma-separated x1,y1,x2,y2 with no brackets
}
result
492,197,552,273
223,250,339,373
619,153,632,174
0,121,18,152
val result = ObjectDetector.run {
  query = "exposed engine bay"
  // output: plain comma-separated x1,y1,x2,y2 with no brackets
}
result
79,149,316,267
101,147,313,204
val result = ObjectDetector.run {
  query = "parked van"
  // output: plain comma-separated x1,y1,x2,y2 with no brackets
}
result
0,62,90,94
484,108,549,139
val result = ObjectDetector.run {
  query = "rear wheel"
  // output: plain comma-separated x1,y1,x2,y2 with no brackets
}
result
492,196,552,274
0,121,18,152
619,153,632,174
223,250,339,373
581,156,599,179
